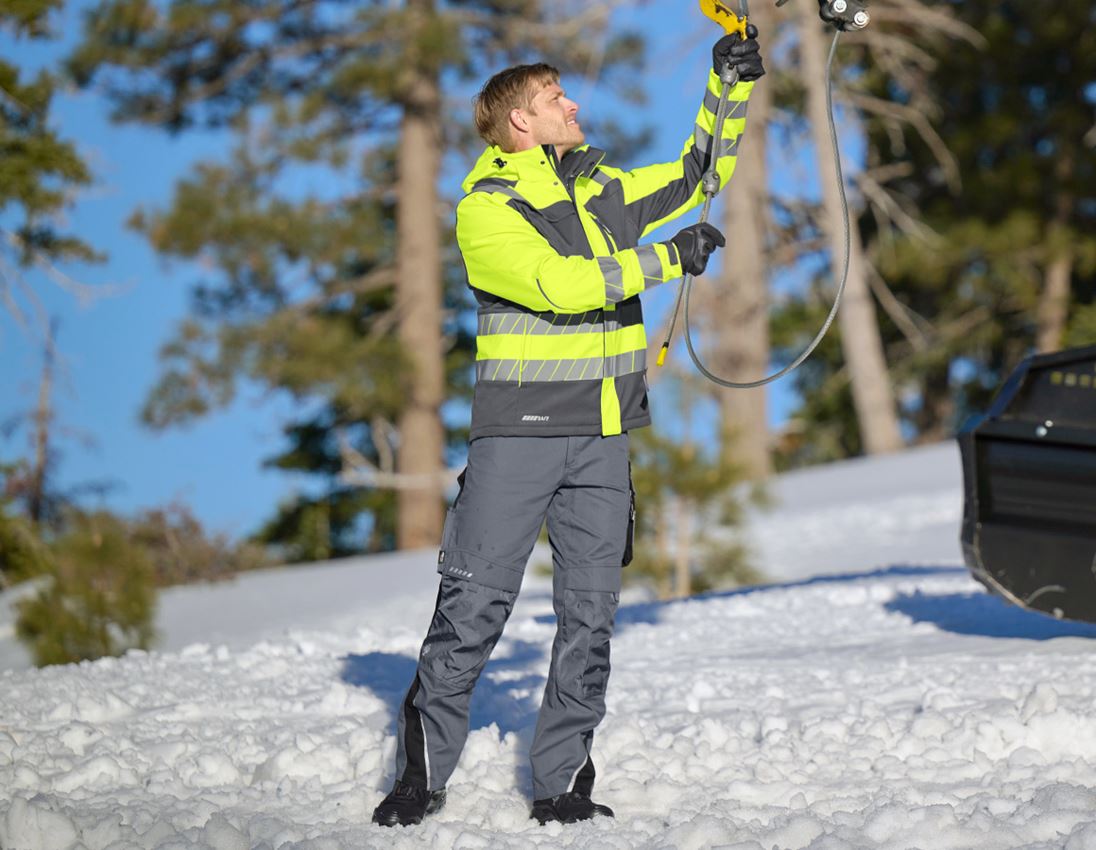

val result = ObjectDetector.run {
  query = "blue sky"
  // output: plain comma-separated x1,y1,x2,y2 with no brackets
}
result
1,1,812,540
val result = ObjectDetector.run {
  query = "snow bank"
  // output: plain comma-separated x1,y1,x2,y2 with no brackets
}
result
4,565,1096,849
739,441,964,581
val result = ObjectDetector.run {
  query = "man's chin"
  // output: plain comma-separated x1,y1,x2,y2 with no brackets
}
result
561,132,586,152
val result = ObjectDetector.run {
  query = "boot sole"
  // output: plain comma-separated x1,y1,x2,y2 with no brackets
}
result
372,793,446,827
531,806,613,825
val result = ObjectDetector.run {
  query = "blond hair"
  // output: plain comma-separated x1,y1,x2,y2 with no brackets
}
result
473,63,560,151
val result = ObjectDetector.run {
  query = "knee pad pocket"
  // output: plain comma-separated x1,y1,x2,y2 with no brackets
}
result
559,589,618,699
420,577,516,687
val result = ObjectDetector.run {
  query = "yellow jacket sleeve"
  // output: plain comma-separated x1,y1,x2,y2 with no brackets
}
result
601,73,754,238
456,190,684,315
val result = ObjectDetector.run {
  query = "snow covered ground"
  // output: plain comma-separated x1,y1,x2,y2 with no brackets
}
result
4,441,1096,849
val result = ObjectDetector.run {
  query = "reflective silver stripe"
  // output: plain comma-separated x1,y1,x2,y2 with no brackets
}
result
598,256,626,302
590,170,614,187
727,99,749,120
420,714,432,789
693,124,712,153
621,348,646,375
695,124,740,157
701,91,749,120
476,350,645,383
470,180,524,202
635,244,664,285
478,310,626,337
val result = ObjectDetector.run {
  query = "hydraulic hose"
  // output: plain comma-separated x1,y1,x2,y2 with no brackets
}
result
673,30,849,389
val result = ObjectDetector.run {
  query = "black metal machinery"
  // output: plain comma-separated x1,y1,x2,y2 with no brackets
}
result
959,345,1096,623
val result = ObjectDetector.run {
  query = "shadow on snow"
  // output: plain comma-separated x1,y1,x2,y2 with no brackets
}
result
613,564,966,627
340,638,548,791
339,563,1096,790
614,562,1096,640
885,589,1096,640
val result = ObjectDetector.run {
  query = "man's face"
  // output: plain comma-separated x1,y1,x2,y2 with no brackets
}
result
519,82,584,153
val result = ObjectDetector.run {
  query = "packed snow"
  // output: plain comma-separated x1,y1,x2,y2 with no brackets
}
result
4,441,1096,850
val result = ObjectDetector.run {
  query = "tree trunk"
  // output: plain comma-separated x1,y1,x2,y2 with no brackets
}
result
29,320,58,526
1036,156,1074,353
1036,251,1072,353
796,4,903,455
395,0,445,549
656,509,671,600
674,497,691,599
707,0,776,481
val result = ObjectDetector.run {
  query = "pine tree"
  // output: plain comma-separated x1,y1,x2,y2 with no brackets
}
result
15,510,157,666
69,0,646,555
0,464,51,588
769,0,976,461
859,0,1096,435
0,0,99,326
627,377,763,600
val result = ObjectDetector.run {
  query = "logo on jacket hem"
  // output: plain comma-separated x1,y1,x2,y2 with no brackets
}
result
521,415,550,422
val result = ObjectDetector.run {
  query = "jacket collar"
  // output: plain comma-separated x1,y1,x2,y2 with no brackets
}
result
461,144,607,192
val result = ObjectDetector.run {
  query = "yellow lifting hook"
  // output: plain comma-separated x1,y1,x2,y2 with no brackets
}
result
699,0,750,40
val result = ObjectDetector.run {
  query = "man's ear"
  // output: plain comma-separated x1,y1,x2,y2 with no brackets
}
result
509,107,529,134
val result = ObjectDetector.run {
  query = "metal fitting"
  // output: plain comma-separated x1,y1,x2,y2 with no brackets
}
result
832,0,847,13
852,9,869,27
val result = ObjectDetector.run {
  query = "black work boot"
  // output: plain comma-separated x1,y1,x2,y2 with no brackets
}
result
371,780,447,827
531,791,615,825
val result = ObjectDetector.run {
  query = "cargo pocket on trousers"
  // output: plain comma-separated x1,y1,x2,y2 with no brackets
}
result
437,467,467,571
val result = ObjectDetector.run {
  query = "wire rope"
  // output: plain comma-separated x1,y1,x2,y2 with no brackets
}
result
675,30,848,389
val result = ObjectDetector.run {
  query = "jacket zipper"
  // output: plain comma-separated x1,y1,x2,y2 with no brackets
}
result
590,211,618,253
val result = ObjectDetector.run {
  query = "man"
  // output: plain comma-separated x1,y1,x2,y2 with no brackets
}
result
372,31,764,827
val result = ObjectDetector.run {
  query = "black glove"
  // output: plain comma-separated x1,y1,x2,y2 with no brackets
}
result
671,222,726,277
712,32,765,82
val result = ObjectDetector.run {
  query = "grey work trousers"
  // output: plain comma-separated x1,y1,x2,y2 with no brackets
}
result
395,434,632,800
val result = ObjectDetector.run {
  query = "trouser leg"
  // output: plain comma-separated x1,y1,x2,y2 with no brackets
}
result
530,434,630,800
394,436,565,791
396,577,518,790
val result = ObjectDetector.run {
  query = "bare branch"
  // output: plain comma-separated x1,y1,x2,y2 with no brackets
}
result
2,228,130,308
854,169,939,241
863,259,931,351
865,1,986,48
335,425,460,490
845,91,961,191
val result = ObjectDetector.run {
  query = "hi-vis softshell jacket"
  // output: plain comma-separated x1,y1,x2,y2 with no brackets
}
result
456,72,753,440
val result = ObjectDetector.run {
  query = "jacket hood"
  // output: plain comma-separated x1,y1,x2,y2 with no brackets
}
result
460,144,606,194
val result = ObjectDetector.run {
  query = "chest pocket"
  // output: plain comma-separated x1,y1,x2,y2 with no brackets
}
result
519,200,593,259
583,179,641,251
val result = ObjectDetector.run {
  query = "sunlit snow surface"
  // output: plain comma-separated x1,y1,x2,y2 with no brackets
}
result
5,443,1096,849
